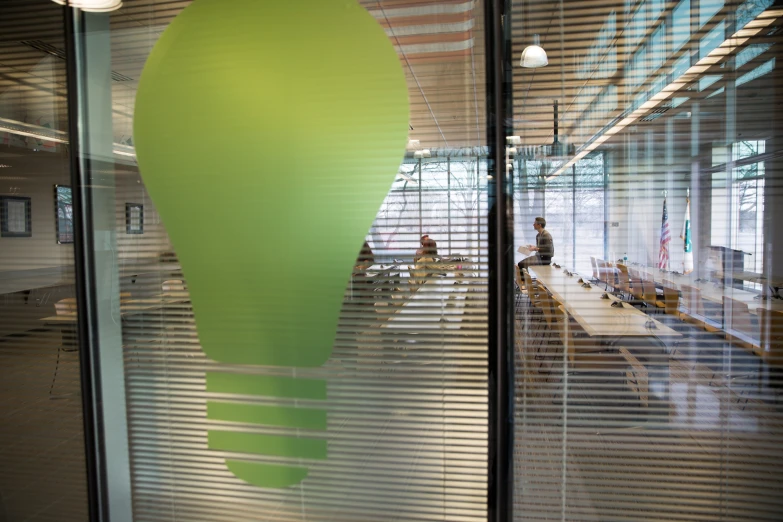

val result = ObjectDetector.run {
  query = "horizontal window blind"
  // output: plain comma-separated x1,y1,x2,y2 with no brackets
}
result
0,1,89,519
110,1,491,520
511,0,783,520
119,165,491,521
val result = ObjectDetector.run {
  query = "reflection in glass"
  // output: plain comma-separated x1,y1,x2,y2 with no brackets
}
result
55,185,73,244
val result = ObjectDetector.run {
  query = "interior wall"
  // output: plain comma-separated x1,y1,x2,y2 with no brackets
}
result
0,156,172,273
606,127,691,271
0,150,73,272
114,168,172,265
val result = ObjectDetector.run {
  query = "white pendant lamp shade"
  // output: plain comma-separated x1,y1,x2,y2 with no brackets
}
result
51,0,122,12
520,34,548,68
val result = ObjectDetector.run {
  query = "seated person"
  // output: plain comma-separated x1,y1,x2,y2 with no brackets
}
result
414,235,438,264
518,217,554,271
353,240,375,274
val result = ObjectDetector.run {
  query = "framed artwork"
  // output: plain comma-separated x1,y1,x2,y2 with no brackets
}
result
0,196,32,237
55,185,74,244
126,203,144,234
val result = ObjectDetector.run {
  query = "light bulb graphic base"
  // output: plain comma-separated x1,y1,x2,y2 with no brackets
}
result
207,371,328,488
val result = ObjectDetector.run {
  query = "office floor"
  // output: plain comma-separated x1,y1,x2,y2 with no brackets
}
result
4,282,783,521
0,322,88,522
513,295,783,521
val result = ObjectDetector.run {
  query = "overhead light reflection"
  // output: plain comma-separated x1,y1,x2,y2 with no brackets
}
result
545,6,782,181
51,0,122,12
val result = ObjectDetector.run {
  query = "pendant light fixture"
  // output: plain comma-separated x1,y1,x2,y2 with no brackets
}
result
520,34,548,68
51,0,122,12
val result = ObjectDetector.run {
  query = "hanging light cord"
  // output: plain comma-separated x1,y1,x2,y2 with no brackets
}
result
376,1,450,148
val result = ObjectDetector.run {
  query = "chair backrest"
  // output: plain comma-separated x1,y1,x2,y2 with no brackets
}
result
662,278,677,291
620,347,649,408
628,267,643,299
538,291,556,327
597,259,610,283
723,296,756,342
641,278,657,305
661,284,680,315
557,305,577,362
523,269,536,297
680,284,705,318
408,265,425,287
514,265,525,292
759,308,783,368
590,256,599,279
55,297,77,315
162,279,185,292
617,263,630,290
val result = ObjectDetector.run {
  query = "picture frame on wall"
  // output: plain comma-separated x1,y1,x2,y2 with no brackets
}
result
0,195,32,238
55,185,74,244
126,203,144,234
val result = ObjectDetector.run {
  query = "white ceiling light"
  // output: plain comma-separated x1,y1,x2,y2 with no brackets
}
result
520,34,548,68
51,0,122,12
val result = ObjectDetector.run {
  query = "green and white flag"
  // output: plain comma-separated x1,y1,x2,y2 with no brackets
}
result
681,194,693,274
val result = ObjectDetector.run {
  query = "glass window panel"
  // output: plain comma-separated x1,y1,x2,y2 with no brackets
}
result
700,20,725,59
650,23,666,72
94,2,490,520
671,0,691,53
35,0,783,520
512,0,783,519
671,52,691,80
0,3,88,521
699,74,722,91
699,0,724,27
737,57,776,87
737,0,775,28
650,0,665,21
736,43,772,68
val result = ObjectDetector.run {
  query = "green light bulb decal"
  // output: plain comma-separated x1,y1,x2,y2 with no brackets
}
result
134,0,409,488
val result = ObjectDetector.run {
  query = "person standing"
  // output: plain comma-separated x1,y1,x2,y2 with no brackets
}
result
518,217,554,270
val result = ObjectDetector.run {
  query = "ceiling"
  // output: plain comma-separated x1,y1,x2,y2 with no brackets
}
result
0,0,780,165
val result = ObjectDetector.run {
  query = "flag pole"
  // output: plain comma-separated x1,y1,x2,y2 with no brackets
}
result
682,188,694,274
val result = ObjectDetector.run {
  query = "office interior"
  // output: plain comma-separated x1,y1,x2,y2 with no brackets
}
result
0,0,781,521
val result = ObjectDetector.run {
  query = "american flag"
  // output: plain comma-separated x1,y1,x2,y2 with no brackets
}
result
658,197,670,269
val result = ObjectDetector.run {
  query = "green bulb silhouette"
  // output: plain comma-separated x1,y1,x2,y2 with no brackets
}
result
134,0,408,488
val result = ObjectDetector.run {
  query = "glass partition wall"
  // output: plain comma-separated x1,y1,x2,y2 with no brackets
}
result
5,0,783,521
0,1,88,520
76,1,491,521
512,0,783,520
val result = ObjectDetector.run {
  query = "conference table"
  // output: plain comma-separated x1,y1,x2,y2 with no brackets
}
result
635,265,783,315
41,295,190,350
713,270,783,288
529,265,680,338
380,274,470,331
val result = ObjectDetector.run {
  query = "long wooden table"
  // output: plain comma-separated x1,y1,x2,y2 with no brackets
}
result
381,274,470,331
41,296,190,350
530,265,680,338
635,265,783,314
